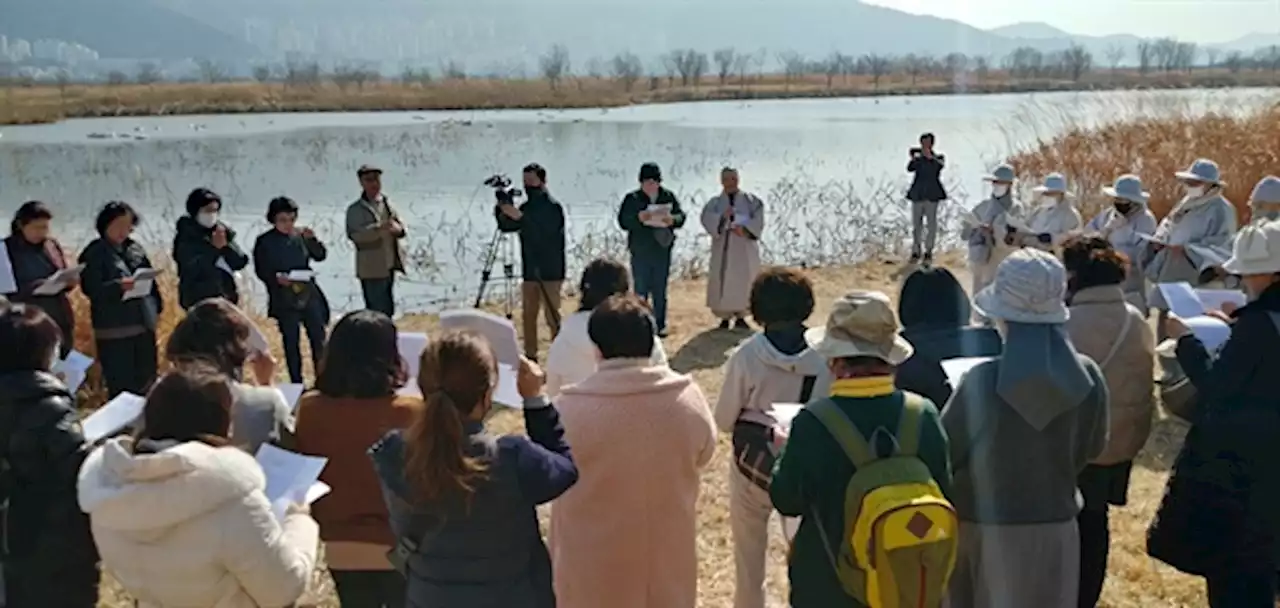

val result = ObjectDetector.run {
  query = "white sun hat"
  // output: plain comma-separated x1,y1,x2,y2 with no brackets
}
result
973,248,1070,324
1222,219,1280,276
805,291,914,365
1174,158,1224,186
1249,175,1280,207
1032,172,1072,196
983,163,1016,183
1101,174,1150,205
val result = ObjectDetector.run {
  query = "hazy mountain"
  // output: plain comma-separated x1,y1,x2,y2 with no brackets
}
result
988,21,1279,63
990,22,1074,40
0,0,255,60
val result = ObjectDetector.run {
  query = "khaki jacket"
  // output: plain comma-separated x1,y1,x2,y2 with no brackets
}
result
1066,285,1156,465
345,195,406,280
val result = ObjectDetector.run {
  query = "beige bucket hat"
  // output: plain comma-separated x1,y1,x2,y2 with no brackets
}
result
805,291,914,365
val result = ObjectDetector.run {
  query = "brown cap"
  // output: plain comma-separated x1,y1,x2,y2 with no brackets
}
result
804,291,914,365
357,164,383,177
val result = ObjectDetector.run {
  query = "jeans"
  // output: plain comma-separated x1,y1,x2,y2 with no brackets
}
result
96,331,158,398
520,280,563,359
911,200,940,256
329,569,406,608
1206,568,1276,607
361,278,396,318
276,305,328,384
631,248,672,332
1077,508,1109,608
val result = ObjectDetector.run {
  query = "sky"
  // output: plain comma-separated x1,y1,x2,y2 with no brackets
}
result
863,0,1280,44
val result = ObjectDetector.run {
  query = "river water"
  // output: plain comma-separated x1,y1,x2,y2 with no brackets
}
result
0,87,1273,313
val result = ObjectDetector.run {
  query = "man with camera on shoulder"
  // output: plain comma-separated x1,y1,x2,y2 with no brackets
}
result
497,163,567,360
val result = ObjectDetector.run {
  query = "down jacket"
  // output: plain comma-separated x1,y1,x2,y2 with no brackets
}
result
77,437,320,608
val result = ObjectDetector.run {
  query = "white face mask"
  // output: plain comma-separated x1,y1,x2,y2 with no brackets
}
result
197,212,218,229
992,184,1010,198
1183,185,1206,199
1041,194,1063,206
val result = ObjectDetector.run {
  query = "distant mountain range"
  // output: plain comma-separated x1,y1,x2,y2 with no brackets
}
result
3,0,1277,69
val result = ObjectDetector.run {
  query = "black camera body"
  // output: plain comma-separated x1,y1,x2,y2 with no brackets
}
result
485,174,524,205
910,147,923,157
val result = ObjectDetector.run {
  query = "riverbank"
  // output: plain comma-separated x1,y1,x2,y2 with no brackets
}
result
5,68,1280,125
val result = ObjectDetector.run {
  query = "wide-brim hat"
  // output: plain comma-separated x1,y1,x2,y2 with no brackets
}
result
983,163,1016,183
1222,219,1280,275
972,248,1070,324
805,291,914,365
1249,175,1280,206
1031,172,1072,196
357,164,383,177
1102,174,1150,205
1174,158,1223,186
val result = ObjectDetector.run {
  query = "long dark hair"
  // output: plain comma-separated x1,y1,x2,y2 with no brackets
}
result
315,310,407,398
165,299,252,377
403,330,497,504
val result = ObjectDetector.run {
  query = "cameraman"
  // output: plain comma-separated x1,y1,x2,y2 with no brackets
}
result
496,163,567,360
906,132,947,266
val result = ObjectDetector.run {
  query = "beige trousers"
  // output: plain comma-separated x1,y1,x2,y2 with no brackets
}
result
521,280,563,359
947,520,1080,608
730,466,773,608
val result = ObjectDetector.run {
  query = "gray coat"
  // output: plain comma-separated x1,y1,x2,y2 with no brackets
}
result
1142,192,1237,309
345,196,407,280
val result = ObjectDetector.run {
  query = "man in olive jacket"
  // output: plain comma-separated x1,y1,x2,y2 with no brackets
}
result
617,162,685,337
345,165,407,317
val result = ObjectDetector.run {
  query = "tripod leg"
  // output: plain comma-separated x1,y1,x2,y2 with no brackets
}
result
474,229,503,309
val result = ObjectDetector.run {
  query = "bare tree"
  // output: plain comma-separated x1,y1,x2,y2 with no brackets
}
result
1223,51,1245,74
713,48,736,85
752,47,769,82
540,44,571,90
1153,38,1180,72
610,52,643,92
862,54,892,89
1105,44,1126,73
585,57,605,79
822,52,850,88
106,70,129,86
1204,47,1222,69
732,53,751,85
668,49,709,87
54,69,71,100
776,51,806,89
1004,47,1045,79
1061,44,1093,81
331,62,379,91
943,52,969,78
1175,42,1198,72
195,59,228,84
441,59,467,80
252,65,273,84
1136,40,1154,75
974,56,990,82
400,67,432,87
902,54,929,85
284,60,322,88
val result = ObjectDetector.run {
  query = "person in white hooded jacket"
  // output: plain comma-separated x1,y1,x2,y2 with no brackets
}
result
960,163,1026,323
1015,173,1083,253
714,267,831,608
1085,174,1159,311
78,364,319,608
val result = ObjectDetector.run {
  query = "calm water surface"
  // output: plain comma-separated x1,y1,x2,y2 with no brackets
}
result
0,88,1273,313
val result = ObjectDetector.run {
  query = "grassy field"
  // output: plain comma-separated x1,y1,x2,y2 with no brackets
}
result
5,68,1280,125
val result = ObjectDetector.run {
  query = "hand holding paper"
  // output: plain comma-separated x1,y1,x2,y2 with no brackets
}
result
33,265,85,296
82,392,146,442
1158,283,1238,352
255,444,329,522
122,268,160,301
53,350,95,394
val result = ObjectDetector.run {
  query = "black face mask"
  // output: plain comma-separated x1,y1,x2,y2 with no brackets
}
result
1113,202,1134,215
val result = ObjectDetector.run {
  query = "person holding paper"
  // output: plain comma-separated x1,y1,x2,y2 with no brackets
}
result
1150,219,1280,606
1060,236,1155,608
545,258,668,397
943,249,1108,608
1247,175,1280,224
78,364,319,608
713,268,829,608
347,164,408,318
0,304,99,607
254,196,331,384
78,202,162,398
617,162,686,337
701,167,764,330
895,267,1003,407
294,310,418,607
166,298,294,452
906,132,948,266
1012,173,1082,253
769,290,951,608
369,332,577,608
496,163,567,360
5,201,76,353
550,295,715,608
1085,174,1159,311
961,163,1025,323
173,187,250,310
1143,159,1238,340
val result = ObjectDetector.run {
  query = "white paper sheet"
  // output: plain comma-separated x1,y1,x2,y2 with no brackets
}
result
255,444,329,521
223,302,271,354
1184,316,1232,353
1158,283,1206,319
1158,283,1237,352
0,244,15,295
214,256,235,276
32,265,84,296
438,309,521,366
1196,288,1247,313
397,363,524,410
82,392,146,442
285,270,315,282
770,403,804,432
53,350,94,394
1136,233,1169,245
940,357,995,388
121,268,160,301
642,204,673,228
276,384,306,412
397,332,430,379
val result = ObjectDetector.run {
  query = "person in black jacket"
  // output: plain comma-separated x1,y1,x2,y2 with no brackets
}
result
78,202,163,397
497,163,567,359
4,201,76,355
0,303,99,607
894,266,1003,406
253,197,331,384
906,133,948,266
617,162,686,337
173,187,249,309
1149,220,1280,607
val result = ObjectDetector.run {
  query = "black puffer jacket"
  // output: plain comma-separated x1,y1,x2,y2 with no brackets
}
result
895,267,1003,405
172,216,249,309
0,371,99,604
78,237,163,333
1148,282,1280,574
907,153,948,202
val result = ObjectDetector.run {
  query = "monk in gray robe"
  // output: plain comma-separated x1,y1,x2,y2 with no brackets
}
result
701,167,764,330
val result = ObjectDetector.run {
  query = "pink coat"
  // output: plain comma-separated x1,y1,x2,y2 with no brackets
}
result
550,359,717,608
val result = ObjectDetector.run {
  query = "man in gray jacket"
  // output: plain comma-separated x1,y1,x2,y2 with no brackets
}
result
345,164,407,317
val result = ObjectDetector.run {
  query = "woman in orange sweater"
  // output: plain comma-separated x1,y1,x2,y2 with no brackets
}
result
294,310,421,608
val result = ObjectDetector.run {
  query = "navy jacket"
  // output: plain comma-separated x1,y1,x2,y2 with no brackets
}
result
77,238,163,333
906,153,948,202
172,216,249,309
370,400,578,608
4,236,75,350
496,188,567,282
617,187,686,259
252,228,330,320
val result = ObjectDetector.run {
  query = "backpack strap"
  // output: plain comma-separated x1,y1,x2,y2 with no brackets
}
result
895,392,925,457
808,398,874,468
798,375,818,403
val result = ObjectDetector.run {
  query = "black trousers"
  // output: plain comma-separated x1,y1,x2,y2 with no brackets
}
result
1077,507,1109,608
4,554,99,608
95,331,158,398
1206,568,1276,607
276,306,328,384
329,569,406,608
361,278,396,318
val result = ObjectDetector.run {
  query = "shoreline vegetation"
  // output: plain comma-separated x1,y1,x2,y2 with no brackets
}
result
4,68,1280,126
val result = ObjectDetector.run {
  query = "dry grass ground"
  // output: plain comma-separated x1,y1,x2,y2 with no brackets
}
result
5,68,1280,125
75,252,1207,607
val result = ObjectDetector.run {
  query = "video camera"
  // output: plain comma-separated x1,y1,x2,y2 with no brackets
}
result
484,174,524,206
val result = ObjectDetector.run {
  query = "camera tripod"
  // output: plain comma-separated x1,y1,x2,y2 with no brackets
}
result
473,226,563,328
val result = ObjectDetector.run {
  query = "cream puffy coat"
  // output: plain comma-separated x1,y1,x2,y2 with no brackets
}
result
77,437,319,608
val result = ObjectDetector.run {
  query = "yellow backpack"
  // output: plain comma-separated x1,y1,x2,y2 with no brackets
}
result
807,394,958,608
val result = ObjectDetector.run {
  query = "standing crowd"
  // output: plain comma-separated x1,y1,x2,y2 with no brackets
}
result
0,152,1276,608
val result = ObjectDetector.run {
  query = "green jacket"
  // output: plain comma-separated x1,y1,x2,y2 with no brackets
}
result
770,386,952,608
